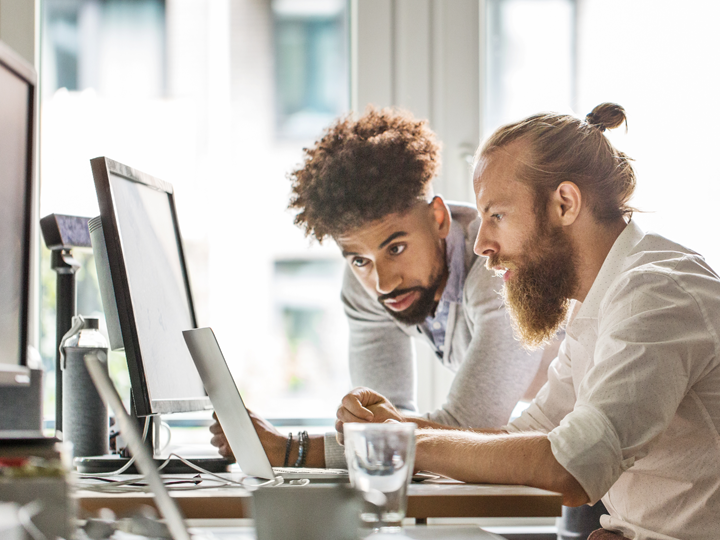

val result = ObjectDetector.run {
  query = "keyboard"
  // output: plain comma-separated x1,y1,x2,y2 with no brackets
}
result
272,467,349,481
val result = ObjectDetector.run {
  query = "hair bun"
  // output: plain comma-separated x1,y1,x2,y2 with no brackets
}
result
585,103,627,132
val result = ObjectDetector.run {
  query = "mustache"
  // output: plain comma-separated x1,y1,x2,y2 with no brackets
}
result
485,255,518,273
378,286,425,303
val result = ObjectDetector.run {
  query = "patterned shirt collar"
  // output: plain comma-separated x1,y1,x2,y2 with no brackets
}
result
438,218,467,305
420,219,467,352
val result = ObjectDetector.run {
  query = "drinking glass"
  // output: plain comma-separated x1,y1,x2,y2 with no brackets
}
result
343,422,416,535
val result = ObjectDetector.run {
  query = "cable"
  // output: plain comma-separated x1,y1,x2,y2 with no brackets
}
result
76,451,283,493
73,416,284,492
158,420,172,453
158,453,282,489
76,417,150,478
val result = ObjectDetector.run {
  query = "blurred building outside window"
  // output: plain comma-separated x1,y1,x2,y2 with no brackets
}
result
39,0,351,424
37,0,720,429
272,0,348,139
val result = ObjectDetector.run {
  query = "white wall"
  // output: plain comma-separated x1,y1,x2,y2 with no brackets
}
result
0,0,38,66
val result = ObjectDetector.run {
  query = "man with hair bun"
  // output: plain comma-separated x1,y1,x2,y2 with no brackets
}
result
210,107,551,469
339,103,720,539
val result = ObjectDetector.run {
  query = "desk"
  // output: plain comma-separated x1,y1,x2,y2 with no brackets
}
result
76,480,562,520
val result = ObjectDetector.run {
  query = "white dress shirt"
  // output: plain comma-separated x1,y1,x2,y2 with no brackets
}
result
507,220,720,540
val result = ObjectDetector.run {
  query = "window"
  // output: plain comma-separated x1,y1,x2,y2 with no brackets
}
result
485,0,720,271
485,0,576,134
39,0,351,423
574,0,720,271
272,0,348,139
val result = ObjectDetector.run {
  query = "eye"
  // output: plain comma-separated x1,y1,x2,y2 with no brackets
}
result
491,213,504,221
389,244,406,256
352,257,369,268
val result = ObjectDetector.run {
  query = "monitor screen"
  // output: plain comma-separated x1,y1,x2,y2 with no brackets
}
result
0,41,35,368
91,157,210,416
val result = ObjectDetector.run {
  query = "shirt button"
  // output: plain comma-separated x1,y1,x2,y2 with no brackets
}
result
433,322,441,330
439,344,445,351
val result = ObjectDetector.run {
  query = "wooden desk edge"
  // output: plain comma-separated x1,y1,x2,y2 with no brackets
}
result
77,488,562,520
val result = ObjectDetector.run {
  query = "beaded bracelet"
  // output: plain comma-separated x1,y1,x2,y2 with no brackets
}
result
293,430,309,468
283,432,293,467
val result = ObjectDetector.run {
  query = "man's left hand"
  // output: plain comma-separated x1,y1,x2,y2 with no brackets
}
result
335,387,404,443
210,410,288,466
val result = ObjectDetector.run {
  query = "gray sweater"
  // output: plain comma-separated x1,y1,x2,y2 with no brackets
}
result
324,202,543,467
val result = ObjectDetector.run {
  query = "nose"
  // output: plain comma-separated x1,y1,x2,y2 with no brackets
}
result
374,263,401,295
474,222,498,258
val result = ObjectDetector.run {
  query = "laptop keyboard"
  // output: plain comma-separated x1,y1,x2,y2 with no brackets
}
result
273,467,348,476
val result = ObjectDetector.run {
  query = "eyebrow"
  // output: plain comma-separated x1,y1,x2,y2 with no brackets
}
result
379,231,408,249
340,231,409,258
480,201,495,214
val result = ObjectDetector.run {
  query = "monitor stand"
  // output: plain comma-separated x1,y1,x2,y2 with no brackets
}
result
74,413,232,475
74,454,231,475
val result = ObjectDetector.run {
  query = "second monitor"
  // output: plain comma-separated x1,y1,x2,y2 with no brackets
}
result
85,156,227,473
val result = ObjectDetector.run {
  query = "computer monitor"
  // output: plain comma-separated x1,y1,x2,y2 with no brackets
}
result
89,157,211,417
0,40,35,370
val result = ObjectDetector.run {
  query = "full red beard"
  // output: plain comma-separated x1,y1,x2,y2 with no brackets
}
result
487,221,578,350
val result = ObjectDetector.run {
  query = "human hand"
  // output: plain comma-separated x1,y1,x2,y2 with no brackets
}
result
209,410,288,466
246,409,288,466
335,387,404,444
209,411,235,462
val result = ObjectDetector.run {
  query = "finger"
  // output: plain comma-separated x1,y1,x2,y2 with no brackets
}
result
219,445,236,461
336,403,362,423
210,433,227,448
349,387,386,407
337,409,374,424
340,393,374,421
335,418,343,433
209,421,223,435
212,411,218,421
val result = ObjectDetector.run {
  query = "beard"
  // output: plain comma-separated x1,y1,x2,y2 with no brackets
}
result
487,221,578,350
378,264,446,326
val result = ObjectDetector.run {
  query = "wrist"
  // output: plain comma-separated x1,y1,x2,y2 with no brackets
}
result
400,415,431,429
269,432,289,466
293,431,309,468
282,434,299,467
413,431,437,471
274,432,328,468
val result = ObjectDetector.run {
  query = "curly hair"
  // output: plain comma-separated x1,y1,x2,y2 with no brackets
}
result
288,107,441,242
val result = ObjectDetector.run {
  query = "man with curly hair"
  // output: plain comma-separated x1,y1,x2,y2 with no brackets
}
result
210,107,550,468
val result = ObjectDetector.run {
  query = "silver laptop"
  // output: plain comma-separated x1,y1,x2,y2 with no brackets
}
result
84,352,361,540
182,327,348,482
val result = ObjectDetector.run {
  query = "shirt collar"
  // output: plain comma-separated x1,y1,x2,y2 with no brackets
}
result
571,220,645,326
439,218,467,305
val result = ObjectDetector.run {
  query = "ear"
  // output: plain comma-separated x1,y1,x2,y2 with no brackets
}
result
430,196,452,239
549,182,582,226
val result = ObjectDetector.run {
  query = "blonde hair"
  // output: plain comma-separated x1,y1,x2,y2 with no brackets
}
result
478,103,637,223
